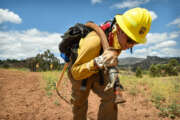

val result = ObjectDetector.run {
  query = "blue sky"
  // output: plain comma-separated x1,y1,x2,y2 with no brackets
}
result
0,0,180,61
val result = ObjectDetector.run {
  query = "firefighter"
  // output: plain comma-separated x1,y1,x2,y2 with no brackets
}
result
67,7,152,120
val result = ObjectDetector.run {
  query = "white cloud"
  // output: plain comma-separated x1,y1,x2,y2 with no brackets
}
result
111,0,150,9
151,40,176,50
91,0,103,4
146,33,168,44
119,31,180,58
134,48,147,54
169,31,180,39
168,17,180,28
139,31,179,57
119,51,132,58
0,8,22,24
160,48,180,57
146,31,180,45
0,28,62,60
149,11,157,21
119,48,148,58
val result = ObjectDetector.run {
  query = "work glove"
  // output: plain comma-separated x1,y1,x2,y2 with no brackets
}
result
94,48,119,69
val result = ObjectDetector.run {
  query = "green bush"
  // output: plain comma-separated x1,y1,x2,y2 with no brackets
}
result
149,64,160,77
2,63,10,68
149,60,178,77
168,59,179,67
136,67,143,78
176,65,180,72
157,102,180,119
168,102,180,118
165,64,178,76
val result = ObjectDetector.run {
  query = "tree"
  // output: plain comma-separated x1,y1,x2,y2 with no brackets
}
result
149,64,160,77
27,49,62,72
2,63,10,69
156,64,166,76
136,67,143,78
163,59,178,76
168,59,179,67
164,64,178,76
177,65,180,72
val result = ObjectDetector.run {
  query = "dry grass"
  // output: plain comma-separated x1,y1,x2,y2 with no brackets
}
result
120,72,180,119
0,67,30,72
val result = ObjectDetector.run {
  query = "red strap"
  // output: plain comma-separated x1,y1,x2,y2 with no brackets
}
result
108,32,114,47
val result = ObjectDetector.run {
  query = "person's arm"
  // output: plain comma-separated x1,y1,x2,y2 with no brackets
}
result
71,32,101,80
71,31,121,80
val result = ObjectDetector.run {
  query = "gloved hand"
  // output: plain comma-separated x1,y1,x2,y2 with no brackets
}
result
94,48,119,69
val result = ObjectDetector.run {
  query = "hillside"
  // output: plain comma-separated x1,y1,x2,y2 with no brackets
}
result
118,57,145,65
118,56,180,71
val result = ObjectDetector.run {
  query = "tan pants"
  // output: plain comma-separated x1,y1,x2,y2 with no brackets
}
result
68,68,118,120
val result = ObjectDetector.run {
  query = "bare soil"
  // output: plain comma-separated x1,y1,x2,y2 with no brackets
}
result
0,69,175,120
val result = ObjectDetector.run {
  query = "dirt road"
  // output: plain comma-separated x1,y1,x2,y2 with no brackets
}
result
0,69,172,120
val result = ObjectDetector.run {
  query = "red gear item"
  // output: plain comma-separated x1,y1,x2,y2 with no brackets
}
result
108,32,114,47
100,22,114,47
100,22,111,31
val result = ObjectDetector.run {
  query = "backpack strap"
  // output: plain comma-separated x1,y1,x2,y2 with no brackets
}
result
85,22,109,51
85,22,111,86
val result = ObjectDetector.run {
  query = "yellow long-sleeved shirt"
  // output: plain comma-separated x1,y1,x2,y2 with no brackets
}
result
71,31,121,80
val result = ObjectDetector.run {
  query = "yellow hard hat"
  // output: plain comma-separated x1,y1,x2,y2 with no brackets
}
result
115,7,152,44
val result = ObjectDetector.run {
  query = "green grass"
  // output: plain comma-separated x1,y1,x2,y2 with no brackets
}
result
42,70,61,97
21,68,180,119
54,99,60,106
120,73,180,119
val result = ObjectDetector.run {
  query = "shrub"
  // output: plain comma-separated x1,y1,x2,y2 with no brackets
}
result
165,64,178,76
149,64,160,77
2,63,10,68
136,67,143,78
176,65,180,72
149,62,178,77
168,59,179,67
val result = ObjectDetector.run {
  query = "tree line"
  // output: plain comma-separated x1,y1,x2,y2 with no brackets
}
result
0,49,64,71
136,59,180,78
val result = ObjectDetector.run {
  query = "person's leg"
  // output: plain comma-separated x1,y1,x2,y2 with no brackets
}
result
92,74,118,120
68,71,92,120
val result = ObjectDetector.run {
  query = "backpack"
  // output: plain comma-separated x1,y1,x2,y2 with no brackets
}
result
59,23,93,62
58,22,111,90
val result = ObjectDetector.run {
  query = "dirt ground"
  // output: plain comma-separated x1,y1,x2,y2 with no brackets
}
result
0,69,175,120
